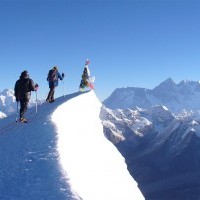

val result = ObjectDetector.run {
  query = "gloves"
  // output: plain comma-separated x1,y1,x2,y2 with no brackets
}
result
62,73,65,78
35,83,39,91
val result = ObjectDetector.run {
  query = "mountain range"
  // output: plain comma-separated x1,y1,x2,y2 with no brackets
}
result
103,78,200,112
2,78,200,118
101,78,200,199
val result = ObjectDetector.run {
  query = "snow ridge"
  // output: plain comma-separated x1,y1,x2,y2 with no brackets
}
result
0,91,144,200
52,91,144,200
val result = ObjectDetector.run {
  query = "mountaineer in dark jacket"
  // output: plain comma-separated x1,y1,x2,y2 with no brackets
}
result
46,66,64,103
14,70,38,123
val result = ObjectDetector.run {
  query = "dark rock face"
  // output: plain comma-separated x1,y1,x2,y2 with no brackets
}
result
101,106,200,200
122,131,200,200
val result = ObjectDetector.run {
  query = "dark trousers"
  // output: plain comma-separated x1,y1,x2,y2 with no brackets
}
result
46,86,55,102
20,98,29,119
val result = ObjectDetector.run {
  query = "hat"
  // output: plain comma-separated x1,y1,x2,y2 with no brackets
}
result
53,66,58,71
21,70,28,76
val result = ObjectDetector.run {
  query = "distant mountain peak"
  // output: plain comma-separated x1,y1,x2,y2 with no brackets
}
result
150,105,169,112
0,89,14,97
153,78,175,91
162,77,175,84
0,88,42,117
104,78,200,112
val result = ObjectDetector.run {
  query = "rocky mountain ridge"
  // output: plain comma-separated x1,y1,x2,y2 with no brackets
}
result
104,78,200,112
100,105,200,199
101,79,200,199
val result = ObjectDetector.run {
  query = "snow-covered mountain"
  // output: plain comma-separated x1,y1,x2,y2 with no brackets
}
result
100,78,200,199
100,105,175,143
0,89,16,118
0,89,42,118
0,91,144,200
0,111,7,119
103,78,200,112
100,105,200,199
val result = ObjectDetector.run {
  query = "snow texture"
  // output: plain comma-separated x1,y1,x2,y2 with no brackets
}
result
0,91,144,200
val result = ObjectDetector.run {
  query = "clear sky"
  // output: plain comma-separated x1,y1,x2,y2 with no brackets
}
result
0,0,200,101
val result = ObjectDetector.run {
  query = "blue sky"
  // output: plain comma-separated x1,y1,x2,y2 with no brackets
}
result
0,0,200,101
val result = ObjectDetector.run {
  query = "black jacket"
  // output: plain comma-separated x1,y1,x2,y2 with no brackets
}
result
14,76,36,101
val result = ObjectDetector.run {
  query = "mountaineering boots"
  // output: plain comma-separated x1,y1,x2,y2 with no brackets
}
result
20,118,28,123
46,99,55,103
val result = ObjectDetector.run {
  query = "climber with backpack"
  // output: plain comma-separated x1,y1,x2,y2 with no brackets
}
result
14,70,39,123
46,66,65,103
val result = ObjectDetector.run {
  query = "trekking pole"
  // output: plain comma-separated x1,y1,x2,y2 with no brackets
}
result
62,80,65,98
16,102,19,123
35,91,38,115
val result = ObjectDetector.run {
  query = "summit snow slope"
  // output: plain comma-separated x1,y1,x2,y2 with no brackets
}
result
0,91,143,200
0,92,82,200
52,91,144,200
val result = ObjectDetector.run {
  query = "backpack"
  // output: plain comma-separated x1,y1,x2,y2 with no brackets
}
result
48,69,57,82
15,78,32,100
18,78,30,93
